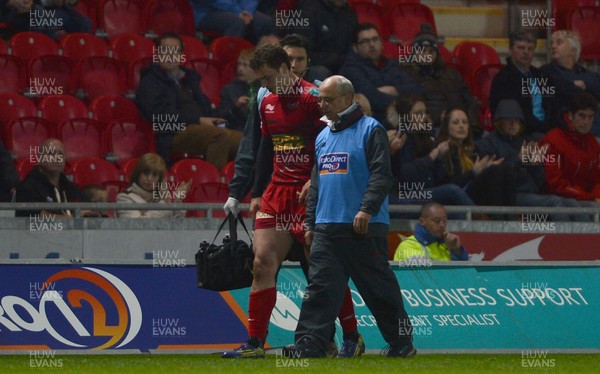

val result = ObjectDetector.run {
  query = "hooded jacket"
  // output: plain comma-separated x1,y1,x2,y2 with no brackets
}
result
539,115,600,200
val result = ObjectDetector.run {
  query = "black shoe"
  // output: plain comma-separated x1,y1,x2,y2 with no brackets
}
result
282,337,326,358
382,343,417,358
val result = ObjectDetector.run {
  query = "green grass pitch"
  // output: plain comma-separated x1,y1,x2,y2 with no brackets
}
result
3,353,599,373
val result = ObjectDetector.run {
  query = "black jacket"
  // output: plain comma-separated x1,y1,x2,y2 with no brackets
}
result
15,166,81,217
135,65,214,127
340,51,424,124
218,78,256,132
306,104,393,238
490,58,558,135
0,140,18,202
296,0,358,72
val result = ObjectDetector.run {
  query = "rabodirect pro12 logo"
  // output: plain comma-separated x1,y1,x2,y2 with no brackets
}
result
0,267,142,349
319,152,349,175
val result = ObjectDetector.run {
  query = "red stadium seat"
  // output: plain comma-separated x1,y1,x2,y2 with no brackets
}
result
70,157,120,186
57,118,105,163
74,56,127,101
170,159,222,189
221,160,235,184
567,6,600,61
446,62,469,85
551,0,599,30
106,118,155,163
351,1,391,40
97,0,144,38
0,93,37,128
472,63,504,109
4,117,52,160
480,106,494,133
89,95,140,124
110,33,155,64
453,41,500,75
9,32,59,62
188,58,222,106
27,55,75,98
382,39,400,60
388,4,437,46
59,33,109,63
187,182,230,218
0,39,7,54
220,60,238,86
209,36,254,65
0,55,27,94
118,156,139,182
142,0,195,37
127,56,153,91
38,95,89,127
15,158,36,180
180,35,209,61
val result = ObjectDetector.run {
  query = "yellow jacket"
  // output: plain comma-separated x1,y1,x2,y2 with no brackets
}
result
393,235,452,261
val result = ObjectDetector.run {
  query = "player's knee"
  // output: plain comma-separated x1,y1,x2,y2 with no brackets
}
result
252,254,277,278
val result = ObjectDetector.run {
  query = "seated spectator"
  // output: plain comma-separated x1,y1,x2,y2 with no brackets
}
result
405,24,481,137
390,95,474,207
353,92,371,116
540,30,600,136
116,153,191,218
340,23,423,125
81,184,109,217
295,0,358,75
0,139,19,202
434,107,516,216
1,0,92,39
394,202,468,261
136,32,242,169
280,33,330,85
477,99,585,221
218,48,259,132
190,0,274,44
490,30,558,139
15,138,81,217
539,93,600,205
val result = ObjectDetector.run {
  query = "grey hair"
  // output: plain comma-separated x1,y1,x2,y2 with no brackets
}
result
553,30,581,62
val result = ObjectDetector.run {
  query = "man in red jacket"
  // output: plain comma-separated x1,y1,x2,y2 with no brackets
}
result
540,93,600,206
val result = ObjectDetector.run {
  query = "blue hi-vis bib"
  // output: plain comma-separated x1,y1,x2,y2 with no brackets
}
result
315,117,389,225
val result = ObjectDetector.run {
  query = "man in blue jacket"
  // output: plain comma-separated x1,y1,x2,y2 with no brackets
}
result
283,75,416,358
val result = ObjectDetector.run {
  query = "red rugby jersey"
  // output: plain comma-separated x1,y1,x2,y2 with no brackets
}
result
260,79,324,184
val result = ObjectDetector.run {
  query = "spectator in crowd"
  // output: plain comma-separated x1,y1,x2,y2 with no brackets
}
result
390,95,474,207
136,32,242,169
353,93,371,116
540,30,600,136
15,138,81,217
116,153,191,218
295,0,358,75
0,140,19,202
539,93,600,206
190,0,274,44
340,23,423,125
405,24,481,137
280,33,330,85
434,107,516,215
490,31,558,139
1,0,92,39
218,48,259,132
81,184,109,217
394,202,468,261
476,99,585,221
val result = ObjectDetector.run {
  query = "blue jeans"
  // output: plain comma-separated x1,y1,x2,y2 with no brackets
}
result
516,193,592,222
197,11,274,43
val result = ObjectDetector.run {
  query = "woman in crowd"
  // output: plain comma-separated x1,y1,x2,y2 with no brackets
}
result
117,153,191,218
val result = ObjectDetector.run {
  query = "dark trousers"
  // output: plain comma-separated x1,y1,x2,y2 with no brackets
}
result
294,233,412,351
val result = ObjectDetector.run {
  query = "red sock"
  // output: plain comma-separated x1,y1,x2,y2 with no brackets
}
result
338,286,358,335
248,287,277,341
